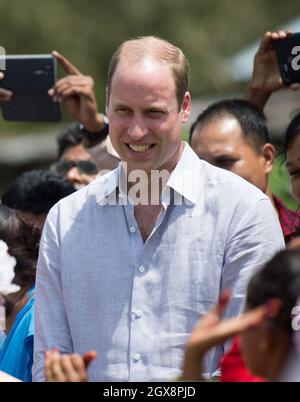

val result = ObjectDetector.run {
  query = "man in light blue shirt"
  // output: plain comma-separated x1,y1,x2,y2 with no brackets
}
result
33,36,284,382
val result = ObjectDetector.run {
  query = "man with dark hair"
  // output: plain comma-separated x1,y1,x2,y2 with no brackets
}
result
57,123,83,159
54,121,120,189
189,32,300,382
53,123,99,190
190,98,300,244
189,99,275,194
1,170,75,228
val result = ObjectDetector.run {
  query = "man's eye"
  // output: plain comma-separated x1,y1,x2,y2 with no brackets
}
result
147,110,165,118
115,108,130,115
289,170,300,177
217,159,236,168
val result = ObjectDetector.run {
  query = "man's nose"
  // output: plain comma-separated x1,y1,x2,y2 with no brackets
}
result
127,117,148,141
65,167,84,185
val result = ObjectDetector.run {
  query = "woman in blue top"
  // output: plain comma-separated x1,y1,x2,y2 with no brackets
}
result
0,206,40,382
0,288,35,382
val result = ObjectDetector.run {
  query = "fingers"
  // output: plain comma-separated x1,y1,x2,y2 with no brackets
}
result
70,354,89,381
45,350,93,382
45,350,66,382
190,290,232,334
258,32,273,54
52,50,81,75
52,86,94,103
187,303,269,357
290,83,300,91
60,354,86,382
218,289,231,310
82,351,97,367
258,30,293,54
54,75,94,89
271,30,293,42
44,351,54,381
48,75,94,101
199,305,268,349
207,289,231,320
0,88,13,101
0,72,13,101
223,305,268,335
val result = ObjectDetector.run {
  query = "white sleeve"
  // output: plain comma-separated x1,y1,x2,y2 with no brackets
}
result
222,197,285,321
32,206,73,382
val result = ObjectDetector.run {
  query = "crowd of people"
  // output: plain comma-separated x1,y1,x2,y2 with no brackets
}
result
0,30,299,382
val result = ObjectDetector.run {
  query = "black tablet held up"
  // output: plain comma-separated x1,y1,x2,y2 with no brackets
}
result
273,33,300,86
0,54,61,122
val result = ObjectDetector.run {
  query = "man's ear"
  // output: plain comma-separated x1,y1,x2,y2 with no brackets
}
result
259,298,282,352
258,324,275,355
262,143,276,175
181,92,191,124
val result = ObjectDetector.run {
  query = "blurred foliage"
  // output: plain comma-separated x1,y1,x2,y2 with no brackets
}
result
270,156,299,211
0,0,300,107
0,0,299,135
0,0,300,206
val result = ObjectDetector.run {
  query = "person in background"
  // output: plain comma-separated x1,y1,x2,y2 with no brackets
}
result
179,248,300,382
0,205,40,382
0,52,120,177
189,98,300,244
50,51,120,172
0,238,21,382
282,112,300,205
52,123,99,190
245,31,300,110
215,30,300,382
0,236,19,349
0,171,75,381
1,170,75,229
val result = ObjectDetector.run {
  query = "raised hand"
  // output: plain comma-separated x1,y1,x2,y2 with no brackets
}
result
245,31,300,110
0,72,13,102
49,51,104,132
180,291,268,381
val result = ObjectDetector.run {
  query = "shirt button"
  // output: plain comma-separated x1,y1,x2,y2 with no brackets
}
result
135,310,142,318
133,353,141,362
130,226,136,234
138,266,145,273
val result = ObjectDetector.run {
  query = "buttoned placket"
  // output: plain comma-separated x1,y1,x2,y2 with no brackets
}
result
122,199,168,380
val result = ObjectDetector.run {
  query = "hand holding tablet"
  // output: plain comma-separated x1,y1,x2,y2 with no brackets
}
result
0,54,61,122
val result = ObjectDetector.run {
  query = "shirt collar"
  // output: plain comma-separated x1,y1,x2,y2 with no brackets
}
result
95,142,204,207
95,166,120,205
163,142,204,206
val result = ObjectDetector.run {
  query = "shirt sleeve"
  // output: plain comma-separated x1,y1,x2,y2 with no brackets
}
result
204,197,285,376
222,197,285,320
32,206,73,382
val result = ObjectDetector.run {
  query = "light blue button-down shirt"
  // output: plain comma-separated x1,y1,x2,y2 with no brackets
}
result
33,143,284,381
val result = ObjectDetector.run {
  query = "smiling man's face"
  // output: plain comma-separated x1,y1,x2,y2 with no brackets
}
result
106,58,190,174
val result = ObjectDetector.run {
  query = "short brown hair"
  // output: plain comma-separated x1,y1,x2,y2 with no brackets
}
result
107,36,189,108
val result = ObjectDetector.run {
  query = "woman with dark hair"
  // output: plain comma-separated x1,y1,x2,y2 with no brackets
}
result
0,205,40,382
0,204,22,245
